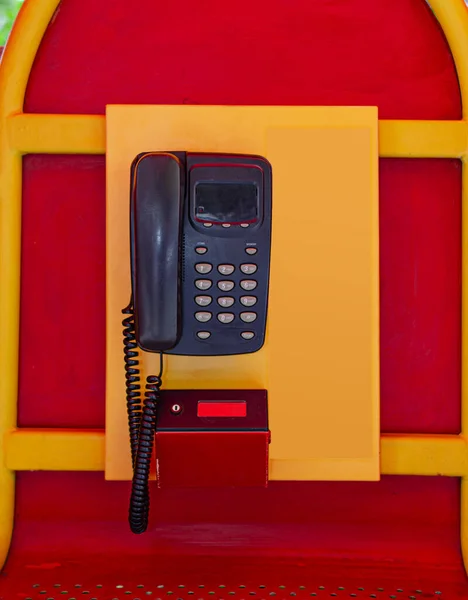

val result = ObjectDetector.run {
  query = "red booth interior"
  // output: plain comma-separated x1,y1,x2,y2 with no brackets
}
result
1,0,466,597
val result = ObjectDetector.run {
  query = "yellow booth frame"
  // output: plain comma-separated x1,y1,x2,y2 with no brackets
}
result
1,0,468,573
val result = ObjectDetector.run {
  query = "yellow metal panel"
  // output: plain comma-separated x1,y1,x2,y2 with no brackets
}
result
106,105,379,481
4,429,106,471
6,113,468,158
266,124,379,477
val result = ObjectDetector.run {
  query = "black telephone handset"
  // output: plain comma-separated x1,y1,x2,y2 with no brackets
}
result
123,151,272,533
131,153,184,352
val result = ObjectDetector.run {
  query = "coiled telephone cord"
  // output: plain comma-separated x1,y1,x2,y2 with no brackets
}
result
122,301,163,534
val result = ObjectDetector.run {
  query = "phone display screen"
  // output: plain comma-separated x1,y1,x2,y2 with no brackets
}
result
195,183,258,224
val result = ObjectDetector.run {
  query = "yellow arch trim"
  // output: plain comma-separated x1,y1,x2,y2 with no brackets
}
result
1,0,468,573
0,0,62,570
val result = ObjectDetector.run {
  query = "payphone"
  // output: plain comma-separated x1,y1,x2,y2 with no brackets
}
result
123,152,272,532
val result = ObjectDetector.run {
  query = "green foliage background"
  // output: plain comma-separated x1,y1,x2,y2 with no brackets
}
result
0,0,23,46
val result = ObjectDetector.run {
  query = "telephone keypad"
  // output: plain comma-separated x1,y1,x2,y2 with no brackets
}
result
218,313,235,324
218,296,235,308
195,279,212,290
218,280,235,292
241,331,255,340
195,295,212,307
240,263,257,275
240,280,257,291
240,296,257,307
193,261,261,344
240,312,257,323
195,263,213,274
218,264,235,276
195,311,212,323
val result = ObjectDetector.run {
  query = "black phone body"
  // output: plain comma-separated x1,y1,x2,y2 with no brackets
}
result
130,152,272,357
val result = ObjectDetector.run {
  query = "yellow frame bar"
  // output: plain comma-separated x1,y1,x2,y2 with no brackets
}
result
6,113,468,158
1,0,468,573
4,430,468,478
4,429,106,471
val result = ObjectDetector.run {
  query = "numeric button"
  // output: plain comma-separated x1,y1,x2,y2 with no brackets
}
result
240,312,257,323
218,297,235,308
218,313,235,324
241,331,255,340
240,263,257,275
197,331,211,340
195,311,212,323
195,263,212,274
218,280,235,292
195,295,212,307
195,279,212,291
240,296,257,307
240,280,257,291
218,264,235,276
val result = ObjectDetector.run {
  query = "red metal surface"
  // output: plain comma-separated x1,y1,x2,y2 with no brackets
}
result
0,473,468,600
24,0,462,118
157,432,269,487
1,474,466,595
2,560,467,599
2,474,466,597
3,0,466,594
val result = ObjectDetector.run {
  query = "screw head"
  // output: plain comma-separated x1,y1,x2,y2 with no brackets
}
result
171,403,182,414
